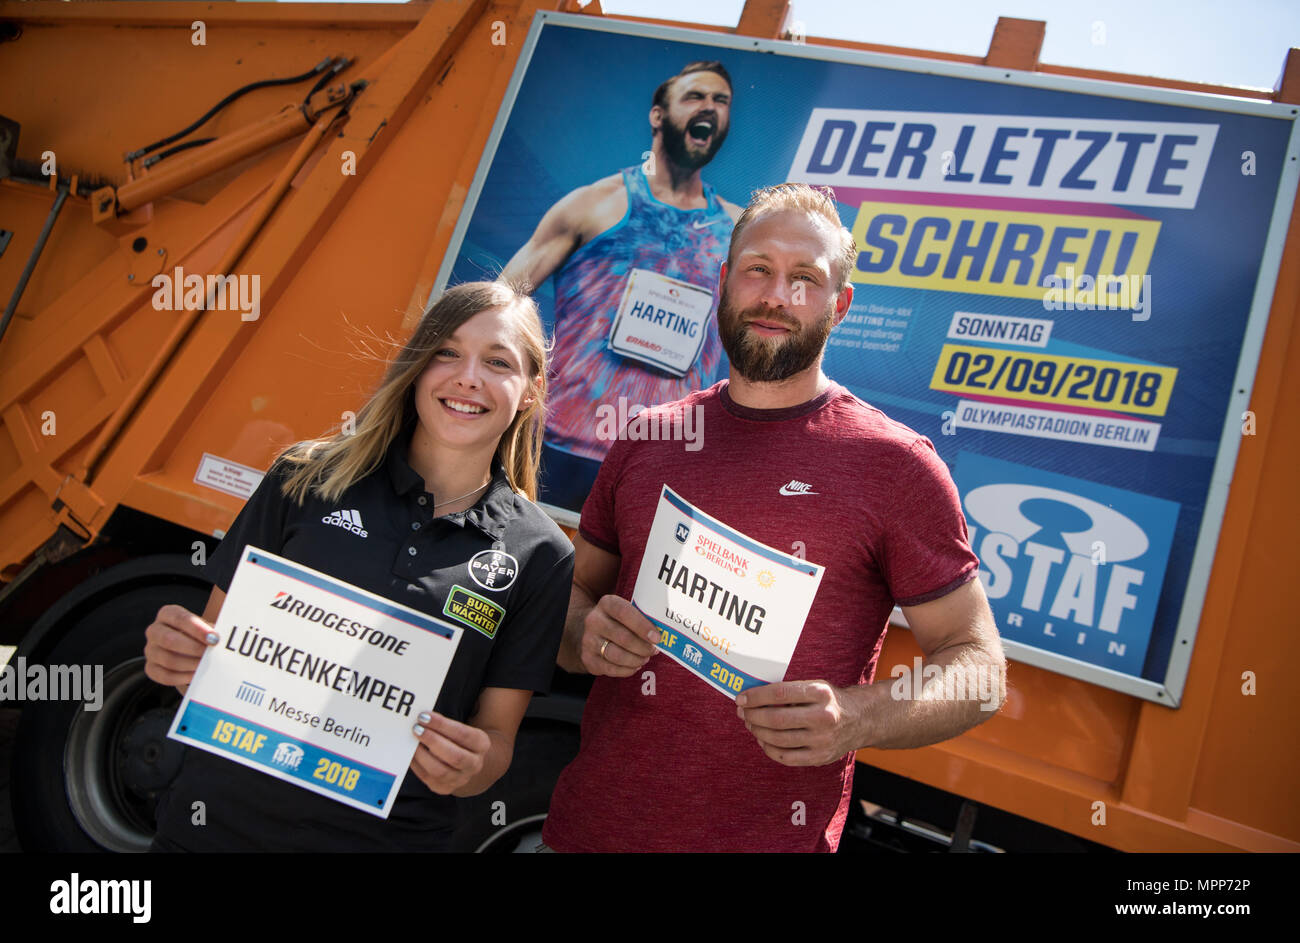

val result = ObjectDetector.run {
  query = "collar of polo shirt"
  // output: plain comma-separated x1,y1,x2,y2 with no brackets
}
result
383,421,515,544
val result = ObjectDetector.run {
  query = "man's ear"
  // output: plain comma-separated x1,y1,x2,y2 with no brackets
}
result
832,283,853,327
649,104,663,133
718,261,728,292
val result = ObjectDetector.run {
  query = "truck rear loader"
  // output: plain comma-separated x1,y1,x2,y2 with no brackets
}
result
1,0,1297,853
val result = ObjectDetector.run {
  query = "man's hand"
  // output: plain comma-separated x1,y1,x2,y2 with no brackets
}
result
737,579,1006,762
579,595,661,678
736,681,863,767
410,711,492,796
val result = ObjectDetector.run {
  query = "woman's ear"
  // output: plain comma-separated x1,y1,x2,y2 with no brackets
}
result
521,374,542,408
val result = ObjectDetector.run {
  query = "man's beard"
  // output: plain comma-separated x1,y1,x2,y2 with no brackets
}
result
717,283,835,383
660,110,727,171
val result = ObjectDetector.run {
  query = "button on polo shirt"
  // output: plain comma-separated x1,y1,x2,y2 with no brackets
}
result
152,425,574,852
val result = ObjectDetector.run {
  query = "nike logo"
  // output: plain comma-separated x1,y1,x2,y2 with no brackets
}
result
691,218,725,229
779,480,818,496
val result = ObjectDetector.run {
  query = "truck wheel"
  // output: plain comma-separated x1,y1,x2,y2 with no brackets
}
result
449,723,579,853
11,583,207,852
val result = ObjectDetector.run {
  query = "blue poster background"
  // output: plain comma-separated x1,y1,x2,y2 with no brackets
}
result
444,21,1294,686
953,451,1181,676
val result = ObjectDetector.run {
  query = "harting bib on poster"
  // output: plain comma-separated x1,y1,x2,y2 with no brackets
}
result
631,486,824,698
607,268,714,376
167,547,463,817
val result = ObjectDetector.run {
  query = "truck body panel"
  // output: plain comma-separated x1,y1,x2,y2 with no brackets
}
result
2,0,1297,852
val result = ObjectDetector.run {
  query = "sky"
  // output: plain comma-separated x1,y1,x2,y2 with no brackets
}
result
271,0,1300,93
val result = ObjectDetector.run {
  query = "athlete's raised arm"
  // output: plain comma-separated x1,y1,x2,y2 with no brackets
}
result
501,175,626,290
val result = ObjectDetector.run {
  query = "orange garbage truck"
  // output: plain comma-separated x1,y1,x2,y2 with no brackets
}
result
1,0,1297,852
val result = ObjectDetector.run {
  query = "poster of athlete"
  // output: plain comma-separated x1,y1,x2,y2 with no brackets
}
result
435,12,1299,703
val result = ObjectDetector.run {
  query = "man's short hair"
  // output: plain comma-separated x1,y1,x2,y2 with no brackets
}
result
727,183,858,292
652,61,733,111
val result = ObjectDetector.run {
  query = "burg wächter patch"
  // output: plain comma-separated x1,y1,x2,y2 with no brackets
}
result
443,585,505,639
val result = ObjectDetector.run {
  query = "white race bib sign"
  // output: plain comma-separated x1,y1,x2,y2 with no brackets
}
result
631,486,824,699
167,547,463,818
607,268,714,376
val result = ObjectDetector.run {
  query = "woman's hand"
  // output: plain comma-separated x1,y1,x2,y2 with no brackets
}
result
409,711,493,796
143,604,220,694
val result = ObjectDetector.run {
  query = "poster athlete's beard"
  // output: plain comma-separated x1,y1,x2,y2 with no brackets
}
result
660,109,727,171
717,283,835,382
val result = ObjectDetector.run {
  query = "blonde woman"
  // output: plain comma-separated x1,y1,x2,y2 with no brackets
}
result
143,281,574,851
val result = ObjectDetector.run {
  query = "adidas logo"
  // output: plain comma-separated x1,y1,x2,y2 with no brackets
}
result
322,509,368,537
778,479,818,496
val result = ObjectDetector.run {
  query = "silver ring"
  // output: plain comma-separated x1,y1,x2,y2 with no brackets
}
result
599,639,610,660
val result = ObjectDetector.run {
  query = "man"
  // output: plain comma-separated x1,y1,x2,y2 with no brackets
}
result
542,184,1006,852
502,61,741,512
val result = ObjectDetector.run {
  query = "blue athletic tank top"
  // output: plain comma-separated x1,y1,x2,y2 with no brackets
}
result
546,166,734,461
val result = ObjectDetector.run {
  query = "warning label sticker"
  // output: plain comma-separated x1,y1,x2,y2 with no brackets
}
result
195,453,265,499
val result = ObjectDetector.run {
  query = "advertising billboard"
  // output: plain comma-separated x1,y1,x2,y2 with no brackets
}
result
435,12,1300,703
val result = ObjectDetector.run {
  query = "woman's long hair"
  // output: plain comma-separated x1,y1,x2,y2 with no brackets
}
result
277,280,548,505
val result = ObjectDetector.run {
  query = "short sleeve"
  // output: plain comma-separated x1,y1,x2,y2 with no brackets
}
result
204,460,293,592
577,436,629,555
481,543,575,694
880,438,979,606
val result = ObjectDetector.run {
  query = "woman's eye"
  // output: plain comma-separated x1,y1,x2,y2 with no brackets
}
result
434,348,457,358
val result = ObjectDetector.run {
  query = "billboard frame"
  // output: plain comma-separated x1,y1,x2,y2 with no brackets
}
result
431,10,1300,707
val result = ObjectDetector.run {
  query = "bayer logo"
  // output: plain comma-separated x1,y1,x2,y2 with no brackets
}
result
468,549,520,591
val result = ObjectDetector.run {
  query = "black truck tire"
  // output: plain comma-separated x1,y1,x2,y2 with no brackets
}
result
11,581,206,852
449,723,580,853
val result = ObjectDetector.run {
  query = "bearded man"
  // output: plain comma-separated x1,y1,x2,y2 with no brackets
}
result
542,183,1006,852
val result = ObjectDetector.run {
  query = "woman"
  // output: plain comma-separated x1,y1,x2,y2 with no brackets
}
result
143,280,575,852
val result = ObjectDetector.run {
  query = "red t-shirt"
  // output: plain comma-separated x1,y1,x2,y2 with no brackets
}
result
543,380,979,852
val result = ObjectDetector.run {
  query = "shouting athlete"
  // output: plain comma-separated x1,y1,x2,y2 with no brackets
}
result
502,61,741,512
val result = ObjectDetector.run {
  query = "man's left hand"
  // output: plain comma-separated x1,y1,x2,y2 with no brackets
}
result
736,681,861,767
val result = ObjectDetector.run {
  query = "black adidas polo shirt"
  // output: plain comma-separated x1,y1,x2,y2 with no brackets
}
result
153,423,574,852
